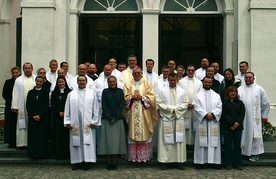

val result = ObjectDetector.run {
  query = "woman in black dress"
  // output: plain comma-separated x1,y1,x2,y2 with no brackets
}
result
26,76,49,159
98,75,127,170
221,86,245,170
51,76,71,159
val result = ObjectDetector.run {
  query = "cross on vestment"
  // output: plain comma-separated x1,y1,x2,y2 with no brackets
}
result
211,127,218,136
199,127,207,136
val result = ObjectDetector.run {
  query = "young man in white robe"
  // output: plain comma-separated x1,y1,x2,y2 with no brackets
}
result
194,57,209,80
99,58,121,80
238,72,270,162
211,62,224,83
143,59,159,85
156,72,188,170
60,61,73,81
119,55,138,86
152,65,170,148
12,62,36,149
178,65,202,146
46,59,58,84
193,76,222,169
70,64,95,90
64,75,100,170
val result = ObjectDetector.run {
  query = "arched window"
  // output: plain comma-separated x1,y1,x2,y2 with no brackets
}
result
83,0,139,12
163,0,220,13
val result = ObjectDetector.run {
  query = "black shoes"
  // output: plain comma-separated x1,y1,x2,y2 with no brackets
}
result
71,162,90,171
107,163,117,170
83,162,90,170
71,164,79,171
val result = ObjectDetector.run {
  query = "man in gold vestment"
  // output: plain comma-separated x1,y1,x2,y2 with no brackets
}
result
123,67,157,162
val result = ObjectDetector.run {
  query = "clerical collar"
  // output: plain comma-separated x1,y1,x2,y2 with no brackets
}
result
147,71,152,74
35,87,42,90
59,87,65,93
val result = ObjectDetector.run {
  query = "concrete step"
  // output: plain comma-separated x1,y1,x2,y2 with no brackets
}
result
1,140,276,166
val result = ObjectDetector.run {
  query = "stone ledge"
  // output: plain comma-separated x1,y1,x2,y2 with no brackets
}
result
249,2,276,10
20,1,56,9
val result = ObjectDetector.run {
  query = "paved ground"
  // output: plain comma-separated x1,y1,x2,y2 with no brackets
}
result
0,163,275,179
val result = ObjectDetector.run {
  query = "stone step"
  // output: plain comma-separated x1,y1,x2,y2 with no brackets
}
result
1,140,276,166
0,156,276,167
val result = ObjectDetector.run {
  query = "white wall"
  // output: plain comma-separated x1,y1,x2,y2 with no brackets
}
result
249,0,276,105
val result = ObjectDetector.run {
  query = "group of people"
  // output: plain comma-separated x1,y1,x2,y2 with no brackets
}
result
2,56,270,171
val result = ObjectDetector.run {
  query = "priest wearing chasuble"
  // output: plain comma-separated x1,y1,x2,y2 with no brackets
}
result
64,75,100,170
156,73,188,170
193,76,222,169
123,67,158,162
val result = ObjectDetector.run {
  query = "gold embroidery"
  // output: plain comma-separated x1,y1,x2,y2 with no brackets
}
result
199,127,207,137
83,124,90,134
176,121,184,132
72,127,79,136
211,127,218,137
164,123,173,134
133,100,142,140
256,118,261,125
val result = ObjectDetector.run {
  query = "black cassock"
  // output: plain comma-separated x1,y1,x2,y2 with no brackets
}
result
2,78,17,147
50,88,71,159
26,87,49,159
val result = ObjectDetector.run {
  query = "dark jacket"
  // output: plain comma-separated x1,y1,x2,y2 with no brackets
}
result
221,98,245,130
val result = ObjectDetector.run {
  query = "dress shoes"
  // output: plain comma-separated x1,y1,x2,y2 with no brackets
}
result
159,163,168,170
71,164,79,171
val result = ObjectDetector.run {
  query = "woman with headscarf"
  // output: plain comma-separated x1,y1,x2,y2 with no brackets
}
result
26,76,50,159
51,76,71,159
98,75,127,170
219,68,241,99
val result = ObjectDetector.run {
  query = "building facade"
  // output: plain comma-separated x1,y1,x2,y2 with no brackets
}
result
1,0,276,107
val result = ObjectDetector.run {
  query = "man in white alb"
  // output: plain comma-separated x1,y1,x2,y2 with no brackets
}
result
178,65,202,146
238,72,270,162
193,76,222,169
46,59,58,84
12,62,36,149
64,75,100,170
194,57,209,80
143,59,159,85
156,72,188,170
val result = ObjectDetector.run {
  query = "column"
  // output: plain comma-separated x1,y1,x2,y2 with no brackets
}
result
20,0,56,70
142,9,160,73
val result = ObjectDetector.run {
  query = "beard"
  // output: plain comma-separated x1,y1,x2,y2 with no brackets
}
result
204,86,211,90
